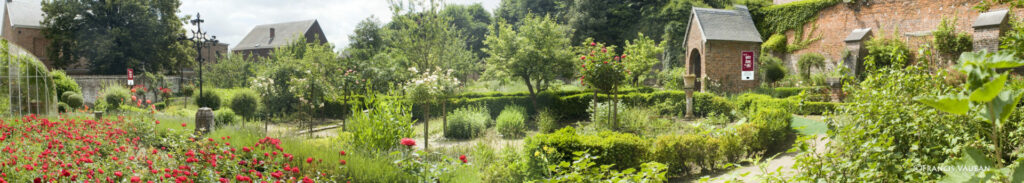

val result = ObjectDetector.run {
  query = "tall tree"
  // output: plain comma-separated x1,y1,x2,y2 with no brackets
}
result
345,16,385,62
441,3,492,58
494,0,571,24
483,15,575,108
42,0,192,74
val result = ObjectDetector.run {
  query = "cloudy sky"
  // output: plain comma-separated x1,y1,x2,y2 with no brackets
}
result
177,0,502,50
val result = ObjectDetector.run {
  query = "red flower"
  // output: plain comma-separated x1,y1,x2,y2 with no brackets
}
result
590,42,596,46
400,138,416,147
306,157,314,164
114,171,123,177
601,47,607,53
302,177,315,183
339,150,346,156
181,123,187,127
219,178,229,183
235,175,251,182
339,159,347,165
459,155,467,163
580,56,586,60
130,176,141,183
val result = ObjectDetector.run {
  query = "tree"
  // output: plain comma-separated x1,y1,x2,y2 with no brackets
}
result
483,15,575,108
577,39,627,130
494,0,571,24
207,56,256,88
41,0,192,74
345,16,385,62
622,33,665,87
385,0,479,82
441,4,492,58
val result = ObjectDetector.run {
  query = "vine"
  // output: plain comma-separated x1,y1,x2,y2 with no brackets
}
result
750,0,841,40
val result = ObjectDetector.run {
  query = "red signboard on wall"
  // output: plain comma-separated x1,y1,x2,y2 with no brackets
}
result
741,52,754,71
741,51,754,80
127,69,135,86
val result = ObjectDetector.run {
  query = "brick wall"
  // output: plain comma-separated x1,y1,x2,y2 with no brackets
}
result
787,0,1023,68
705,40,761,93
684,17,705,77
974,27,1002,52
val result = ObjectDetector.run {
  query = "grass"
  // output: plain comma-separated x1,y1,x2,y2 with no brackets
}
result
791,116,827,135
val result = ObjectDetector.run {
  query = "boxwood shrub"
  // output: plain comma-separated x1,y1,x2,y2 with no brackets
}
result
523,127,651,178
444,106,490,139
496,105,527,138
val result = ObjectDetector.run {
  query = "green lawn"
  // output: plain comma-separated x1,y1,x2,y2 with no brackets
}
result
791,116,827,135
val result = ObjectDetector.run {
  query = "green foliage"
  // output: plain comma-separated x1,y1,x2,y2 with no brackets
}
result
348,91,415,152
1002,16,1024,59
622,33,665,87
65,94,83,109
386,0,479,82
751,0,840,40
587,101,622,130
577,39,626,94
213,109,240,125
229,89,259,120
61,91,76,104
496,105,527,138
761,34,788,53
794,66,972,181
797,53,826,79
768,86,822,98
208,56,257,88
542,151,668,182
444,106,490,139
656,67,687,90
57,102,69,113
51,70,80,101
440,3,492,58
744,108,793,154
524,127,652,179
916,50,1024,170
41,0,191,74
483,14,574,104
863,35,912,72
797,101,841,115
195,90,222,110
536,109,560,133
933,17,974,57
760,55,788,85
101,85,130,111
652,133,717,174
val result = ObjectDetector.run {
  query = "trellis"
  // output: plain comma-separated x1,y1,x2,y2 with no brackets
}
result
1,40,57,117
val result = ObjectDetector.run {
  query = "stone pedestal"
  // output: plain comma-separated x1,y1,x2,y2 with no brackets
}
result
683,75,697,120
195,107,215,135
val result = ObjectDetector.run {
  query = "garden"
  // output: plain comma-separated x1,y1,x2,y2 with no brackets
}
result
4,0,1024,182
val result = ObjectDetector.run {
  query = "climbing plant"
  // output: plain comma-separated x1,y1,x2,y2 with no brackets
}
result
750,0,840,40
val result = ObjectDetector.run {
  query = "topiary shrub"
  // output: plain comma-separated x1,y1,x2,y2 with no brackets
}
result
523,127,651,177
214,109,240,125
536,109,559,133
496,105,527,138
444,106,489,139
57,102,70,113
744,108,793,154
797,53,826,79
195,90,222,110
51,70,80,102
66,94,83,109
230,90,260,120
101,85,130,111
155,102,167,110
61,91,76,103
652,133,717,174
761,55,787,85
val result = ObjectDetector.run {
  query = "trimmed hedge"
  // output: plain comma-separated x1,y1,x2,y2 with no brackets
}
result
797,101,842,115
653,107,794,175
195,90,222,110
736,93,798,114
523,127,649,177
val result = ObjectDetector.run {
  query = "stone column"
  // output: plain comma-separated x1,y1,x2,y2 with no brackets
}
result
195,107,215,135
843,28,872,77
683,74,696,120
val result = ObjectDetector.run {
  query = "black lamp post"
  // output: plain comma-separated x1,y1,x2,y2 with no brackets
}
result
179,13,218,101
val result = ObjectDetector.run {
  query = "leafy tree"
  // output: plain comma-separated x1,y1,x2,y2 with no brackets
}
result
494,0,571,24
345,16,385,62
933,17,973,59
483,15,575,108
577,39,627,130
797,53,825,80
622,33,665,87
441,3,492,58
41,0,192,74
385,0,479,82
207,55,256,88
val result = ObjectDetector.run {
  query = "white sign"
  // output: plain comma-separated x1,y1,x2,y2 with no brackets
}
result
742,71,754,80
741,51,755,81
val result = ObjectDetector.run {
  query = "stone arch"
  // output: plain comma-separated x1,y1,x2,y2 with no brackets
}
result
688,48,702,89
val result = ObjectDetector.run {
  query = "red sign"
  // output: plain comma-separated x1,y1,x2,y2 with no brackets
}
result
741,52,754,71
127,69,134,80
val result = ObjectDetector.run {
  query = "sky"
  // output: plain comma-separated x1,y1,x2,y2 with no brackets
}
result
177,0,502,50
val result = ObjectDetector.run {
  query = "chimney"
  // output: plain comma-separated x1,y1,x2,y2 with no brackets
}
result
269,28,275,39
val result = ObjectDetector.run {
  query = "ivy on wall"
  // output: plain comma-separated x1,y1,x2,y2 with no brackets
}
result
749,0,841,40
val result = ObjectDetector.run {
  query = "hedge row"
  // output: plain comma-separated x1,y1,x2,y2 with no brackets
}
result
522,127,649,177
654,107,794,174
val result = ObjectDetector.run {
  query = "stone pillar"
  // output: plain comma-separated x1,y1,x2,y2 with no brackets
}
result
973,10,1010,52
195,107,215,135
843,28,872,76
683,75,696,120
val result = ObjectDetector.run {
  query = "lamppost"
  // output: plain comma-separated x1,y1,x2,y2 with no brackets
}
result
179,13,217,100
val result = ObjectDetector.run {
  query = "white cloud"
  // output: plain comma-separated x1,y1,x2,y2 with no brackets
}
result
178,0,500,51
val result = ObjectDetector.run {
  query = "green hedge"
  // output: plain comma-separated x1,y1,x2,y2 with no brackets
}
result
797,101,842,115
523,127,649,178
752,0,840,40
653,107,794,174
736,93,798,115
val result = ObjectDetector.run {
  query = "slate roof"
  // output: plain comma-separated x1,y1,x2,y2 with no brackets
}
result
692,6,763,43
844,28,872,42
973,10,1009,28
5,0,45,28
233,19,320,51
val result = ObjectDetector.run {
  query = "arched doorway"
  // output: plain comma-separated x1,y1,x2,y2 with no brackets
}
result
688,49,702,89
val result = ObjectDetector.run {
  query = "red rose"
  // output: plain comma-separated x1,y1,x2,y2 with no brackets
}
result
400,138,416,147
459,155,467,163
131,176,141,183
590,42,596,46
580,56,586,60
339,151,346,156
306,157,314,164
114,171,123,177
339,159,347,165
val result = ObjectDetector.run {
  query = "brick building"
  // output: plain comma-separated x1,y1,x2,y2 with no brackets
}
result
2,0,49,66
232,19,328,60
684,6,763,93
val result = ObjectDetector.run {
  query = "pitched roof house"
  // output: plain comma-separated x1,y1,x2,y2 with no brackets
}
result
683,5,763,93
3,0,52,67
232,19,328,60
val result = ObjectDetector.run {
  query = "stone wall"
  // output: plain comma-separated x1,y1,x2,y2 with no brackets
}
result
785,0,1024,69
71,75,191,105
705,40,761,93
